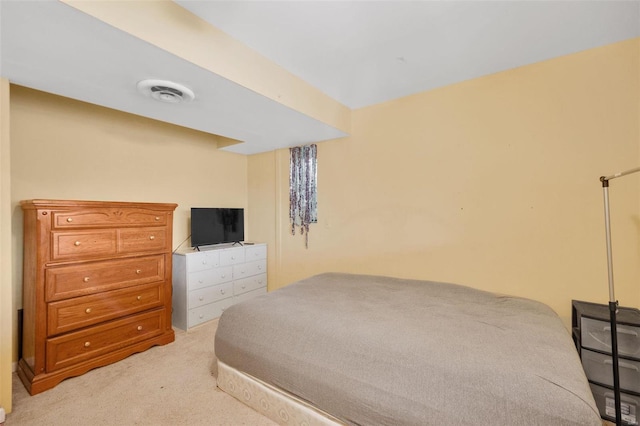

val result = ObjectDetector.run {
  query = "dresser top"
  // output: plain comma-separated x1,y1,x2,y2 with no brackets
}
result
21,199,178,210
174,242,264,256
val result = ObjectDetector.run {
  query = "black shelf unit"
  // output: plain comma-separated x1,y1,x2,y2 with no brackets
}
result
572,300,640,425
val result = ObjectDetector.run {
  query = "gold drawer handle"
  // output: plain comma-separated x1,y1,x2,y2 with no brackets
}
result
137,325,143,331
136,269,142,274
149,235,155,240
155,216,160,221
66,217,73,223
83,277,90,283
85,308,92,314
84,341,91,348
74,241,81,246
136,295,142,301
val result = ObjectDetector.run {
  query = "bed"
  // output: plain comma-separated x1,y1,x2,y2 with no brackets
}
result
214,272,602,426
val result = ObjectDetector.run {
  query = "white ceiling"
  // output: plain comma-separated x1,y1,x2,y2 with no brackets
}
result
2,1,639,154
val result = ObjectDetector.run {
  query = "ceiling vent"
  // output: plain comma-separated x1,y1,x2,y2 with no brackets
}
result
137,79,195,104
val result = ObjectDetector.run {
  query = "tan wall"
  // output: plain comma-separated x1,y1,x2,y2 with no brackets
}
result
9,86,248,365
249,38,640,326
1,79,13,412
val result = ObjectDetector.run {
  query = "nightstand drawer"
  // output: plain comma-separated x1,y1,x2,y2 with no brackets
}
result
188,282,233,309
590,383,639,425
45,255,165,301
581,317,640,358
48,282,163,336
46,309,165,372
582,349,640,393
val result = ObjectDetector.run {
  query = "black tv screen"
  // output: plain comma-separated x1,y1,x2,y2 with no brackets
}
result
191,208,244,247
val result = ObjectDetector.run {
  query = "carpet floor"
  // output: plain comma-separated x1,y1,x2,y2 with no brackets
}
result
7,318,277,426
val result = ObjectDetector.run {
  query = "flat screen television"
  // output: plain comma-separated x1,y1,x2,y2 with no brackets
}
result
191,207,244,248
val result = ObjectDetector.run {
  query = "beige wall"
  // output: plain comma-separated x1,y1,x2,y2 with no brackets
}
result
1,79,13,412
9,86,248,367
249,38,640,326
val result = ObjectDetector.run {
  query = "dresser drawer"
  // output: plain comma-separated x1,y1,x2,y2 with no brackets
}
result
233,260,266,280
46,255,165,301
245,244,267,261
219,247,245,265
188,282,233,309
581,317,640,358
118,227,169,253
582,349,640,393
188,266,232,291
188,299,234,328
52,208,168,229
185,250,220,272
52,230,117,260
47,282,164,336
234,287,267,304
234,273,267,296
46,309,165,372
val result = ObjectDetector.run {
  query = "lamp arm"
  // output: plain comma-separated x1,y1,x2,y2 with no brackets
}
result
601,165,640,182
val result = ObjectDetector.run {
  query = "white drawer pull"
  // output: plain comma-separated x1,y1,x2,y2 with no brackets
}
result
66,217,73,223
221,274,226,279
199,314,204,319
83,277,90,283
199,296,204,301
604,359,639,371
85,308,92,314
258,265,262,270
220,289,226,295
74,241,81,246
149,235,155,240
231,256,235,260
137,325,143,331
604,326,638,337
202,260,207,265
84,341,91,348
241,285,246,289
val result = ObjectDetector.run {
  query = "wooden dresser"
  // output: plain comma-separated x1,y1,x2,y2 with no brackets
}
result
18,199,177,395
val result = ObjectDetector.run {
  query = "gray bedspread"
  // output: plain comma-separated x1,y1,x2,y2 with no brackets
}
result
215,272,601,426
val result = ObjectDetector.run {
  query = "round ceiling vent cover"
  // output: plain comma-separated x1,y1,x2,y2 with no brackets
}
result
136,79,195,103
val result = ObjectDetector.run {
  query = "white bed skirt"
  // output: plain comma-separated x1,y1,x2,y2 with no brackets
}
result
216,360,344,426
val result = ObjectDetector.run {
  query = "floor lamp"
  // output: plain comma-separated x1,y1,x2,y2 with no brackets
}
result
600,166,640,426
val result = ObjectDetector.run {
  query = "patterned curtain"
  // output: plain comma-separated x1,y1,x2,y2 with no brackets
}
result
289,144,317,248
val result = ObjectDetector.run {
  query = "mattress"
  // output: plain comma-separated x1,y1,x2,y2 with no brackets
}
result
214,272,602,426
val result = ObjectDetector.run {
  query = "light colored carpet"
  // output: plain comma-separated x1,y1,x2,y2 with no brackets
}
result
7,319,277,426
